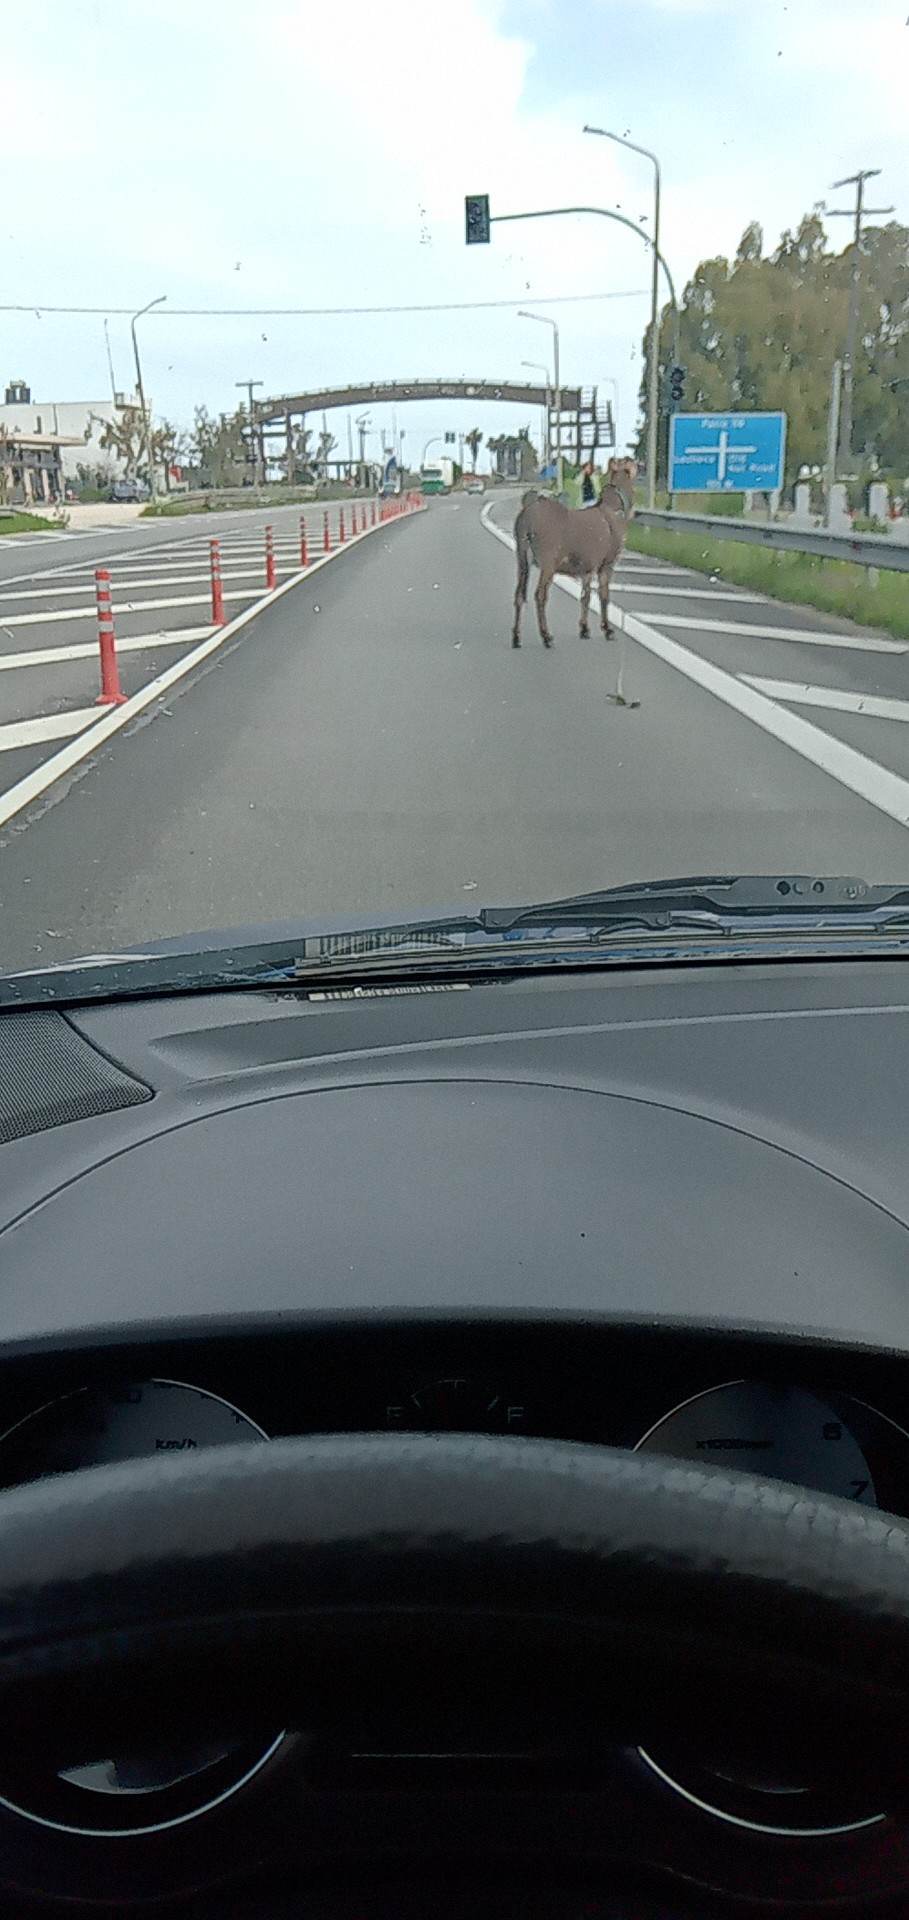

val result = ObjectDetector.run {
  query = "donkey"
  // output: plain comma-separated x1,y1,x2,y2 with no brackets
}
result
511,456,637,648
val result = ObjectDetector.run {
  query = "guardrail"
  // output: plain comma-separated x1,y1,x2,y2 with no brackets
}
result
633,508,909,574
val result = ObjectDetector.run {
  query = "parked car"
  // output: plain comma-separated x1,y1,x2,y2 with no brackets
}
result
464,476,486,495
108,477,149,503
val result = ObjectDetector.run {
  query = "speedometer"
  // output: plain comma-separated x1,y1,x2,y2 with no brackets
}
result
0,1376,267,1489
635,1380,909,1837
0,1379,286,1838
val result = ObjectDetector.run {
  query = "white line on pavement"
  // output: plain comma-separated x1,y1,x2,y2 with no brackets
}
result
0,626,214,672
643,612,908,655
0,588,261,628
611,584,761,602
0,567,294,603
742,678,909,725
0,709,99,754
481,503,909,835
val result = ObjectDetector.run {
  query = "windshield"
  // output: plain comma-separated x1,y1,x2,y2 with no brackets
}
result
1,1,907,986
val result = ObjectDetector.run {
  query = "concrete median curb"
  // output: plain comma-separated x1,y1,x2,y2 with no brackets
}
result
0,500,426,836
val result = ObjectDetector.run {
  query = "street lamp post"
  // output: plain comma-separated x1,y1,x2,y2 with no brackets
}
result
584,126,662,509
521,359,552,471
519,312,561,494
130,295,166,509
422,435,442,467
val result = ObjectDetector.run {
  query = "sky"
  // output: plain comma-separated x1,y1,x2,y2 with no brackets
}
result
7,0,906,469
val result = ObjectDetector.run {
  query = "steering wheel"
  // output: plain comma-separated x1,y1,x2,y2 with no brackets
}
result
1,1433,908,1788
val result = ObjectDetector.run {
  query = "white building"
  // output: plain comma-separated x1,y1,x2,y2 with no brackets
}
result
0,378,146,482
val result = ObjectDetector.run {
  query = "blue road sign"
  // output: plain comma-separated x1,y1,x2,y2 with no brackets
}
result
669,411,787,492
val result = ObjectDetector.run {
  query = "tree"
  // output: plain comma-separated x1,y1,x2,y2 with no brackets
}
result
189,406,248,488
285,424,313,484
151,419,186,494
465,427,483,471
93,406,147,478
637,210,909,487
315,428,336,479
486,430,537,481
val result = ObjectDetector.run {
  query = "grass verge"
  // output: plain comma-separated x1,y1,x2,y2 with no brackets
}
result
0,510,62,535
626,521,909,643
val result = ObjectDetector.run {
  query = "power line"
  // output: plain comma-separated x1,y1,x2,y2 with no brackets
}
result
0,289,647,319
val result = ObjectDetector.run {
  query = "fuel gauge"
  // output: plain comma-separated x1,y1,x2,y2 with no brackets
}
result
385,1375,526,1433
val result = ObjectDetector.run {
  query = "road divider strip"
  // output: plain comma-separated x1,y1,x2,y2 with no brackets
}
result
481,500,909,836
0,495,425,834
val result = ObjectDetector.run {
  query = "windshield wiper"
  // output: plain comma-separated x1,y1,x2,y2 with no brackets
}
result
478,874,909,933
5,875,909,1010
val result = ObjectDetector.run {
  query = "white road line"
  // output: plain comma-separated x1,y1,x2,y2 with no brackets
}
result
611,583,761,602
0,626,214,672
0,510,423,830
481,503,909,835
0,709,99,754
0,567,294,603
0,588,262,628
645,612,908,655
742,677,909,725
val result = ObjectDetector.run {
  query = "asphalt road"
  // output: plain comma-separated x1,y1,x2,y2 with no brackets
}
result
2,490,909,975
0,500,369,796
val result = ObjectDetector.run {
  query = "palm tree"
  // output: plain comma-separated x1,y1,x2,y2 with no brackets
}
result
465,427,483,472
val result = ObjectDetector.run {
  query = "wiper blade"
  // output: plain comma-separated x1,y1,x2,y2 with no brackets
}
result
479,874,909,932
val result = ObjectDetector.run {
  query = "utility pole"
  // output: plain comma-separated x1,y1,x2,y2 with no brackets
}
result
103,319,117,404
236,379,263,485
825,170,893,470
131,295,166,509
824,359,842,524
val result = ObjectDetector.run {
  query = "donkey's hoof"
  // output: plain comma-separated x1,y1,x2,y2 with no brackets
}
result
579,624,590,639
511,636,521,648
542,635,555,649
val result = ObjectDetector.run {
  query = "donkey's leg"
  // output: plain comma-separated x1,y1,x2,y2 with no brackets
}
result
579,573,592,638
535,566,556,647
598,563,615,638
512,544,530,647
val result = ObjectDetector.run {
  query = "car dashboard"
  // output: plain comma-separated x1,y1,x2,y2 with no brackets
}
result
3,956,909,1913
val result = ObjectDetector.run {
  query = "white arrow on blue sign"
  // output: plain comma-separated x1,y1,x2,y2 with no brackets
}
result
669,411,787,492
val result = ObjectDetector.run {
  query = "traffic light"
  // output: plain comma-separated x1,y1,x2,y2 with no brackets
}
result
465,194,490,244
669,365,686,407
444,431,456,444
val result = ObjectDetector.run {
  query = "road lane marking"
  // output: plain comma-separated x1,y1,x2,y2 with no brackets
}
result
0,508,423,831
0,567,295,603
742,678,909,725
0,588,264,628
0,627,214,672
644,612,908,655
481,502,909,833
611,584,761,601
0,709,99,754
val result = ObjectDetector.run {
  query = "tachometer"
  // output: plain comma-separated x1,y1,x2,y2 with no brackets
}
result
0,1379,286,1837
636,1380,879,1506
635,1379,909,1836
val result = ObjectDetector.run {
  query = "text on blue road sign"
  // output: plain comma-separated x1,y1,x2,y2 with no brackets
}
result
669,411,787,492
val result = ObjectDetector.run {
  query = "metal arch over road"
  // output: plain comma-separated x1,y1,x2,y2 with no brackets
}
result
259,378,615,462
259,378,579,418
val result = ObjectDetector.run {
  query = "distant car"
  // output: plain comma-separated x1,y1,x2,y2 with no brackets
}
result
108,478,149,503
464,476,486,495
